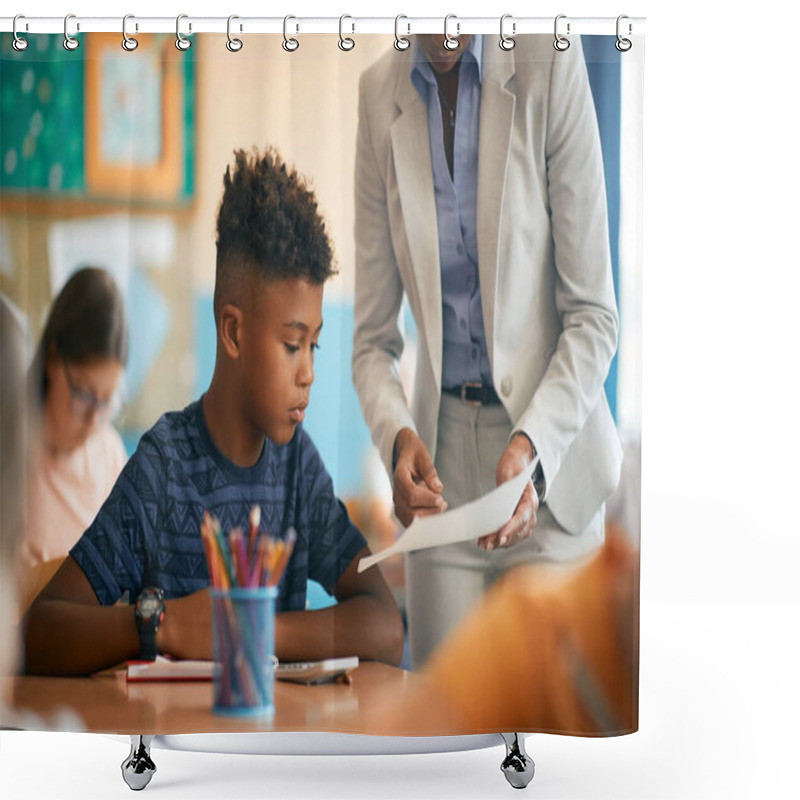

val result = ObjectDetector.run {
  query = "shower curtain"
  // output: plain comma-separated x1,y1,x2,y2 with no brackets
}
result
0,22,643,745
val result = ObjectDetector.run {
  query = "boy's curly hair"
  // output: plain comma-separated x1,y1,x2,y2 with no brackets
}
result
214,147,335,321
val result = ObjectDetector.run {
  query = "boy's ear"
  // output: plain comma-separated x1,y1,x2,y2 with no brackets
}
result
219,303,243,359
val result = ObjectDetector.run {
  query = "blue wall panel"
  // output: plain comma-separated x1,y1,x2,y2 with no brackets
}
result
584,36,622,421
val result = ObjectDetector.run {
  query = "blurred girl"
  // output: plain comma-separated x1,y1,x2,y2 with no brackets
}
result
20,267,128,570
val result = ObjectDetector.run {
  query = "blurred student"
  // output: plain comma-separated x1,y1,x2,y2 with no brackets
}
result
1,296,28,684
23,148,404,676
20,267,128,572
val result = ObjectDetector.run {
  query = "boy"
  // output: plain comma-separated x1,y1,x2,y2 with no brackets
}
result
24,148,404,675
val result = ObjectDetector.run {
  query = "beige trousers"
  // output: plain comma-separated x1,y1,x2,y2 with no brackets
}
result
405,393,605,669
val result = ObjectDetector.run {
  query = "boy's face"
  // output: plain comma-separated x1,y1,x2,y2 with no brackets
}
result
240,276,323,445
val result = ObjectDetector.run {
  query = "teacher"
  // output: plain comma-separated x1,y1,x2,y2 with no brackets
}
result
353,33,622,667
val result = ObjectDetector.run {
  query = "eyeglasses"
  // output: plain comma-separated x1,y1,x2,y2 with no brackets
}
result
62,359,123,422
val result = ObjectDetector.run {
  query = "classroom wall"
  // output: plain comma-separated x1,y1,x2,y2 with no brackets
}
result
186,34,391,301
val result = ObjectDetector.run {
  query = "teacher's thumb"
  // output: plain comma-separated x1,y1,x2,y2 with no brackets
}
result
421,463,444,494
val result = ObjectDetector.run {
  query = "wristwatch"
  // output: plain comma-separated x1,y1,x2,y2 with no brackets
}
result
513,431,546,503
135,587,166,661
532,460,546,504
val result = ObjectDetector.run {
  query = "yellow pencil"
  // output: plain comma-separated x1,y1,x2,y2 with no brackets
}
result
267,527,297,587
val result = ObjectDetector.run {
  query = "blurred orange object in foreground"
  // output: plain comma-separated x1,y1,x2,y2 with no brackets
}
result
376,526,639,736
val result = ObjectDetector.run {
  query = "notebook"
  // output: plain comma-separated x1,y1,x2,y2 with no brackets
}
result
126,656,359,685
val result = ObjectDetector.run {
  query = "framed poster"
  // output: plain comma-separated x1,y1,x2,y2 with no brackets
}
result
84,33,193,205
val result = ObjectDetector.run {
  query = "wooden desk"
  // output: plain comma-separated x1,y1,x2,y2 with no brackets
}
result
4,662,427,736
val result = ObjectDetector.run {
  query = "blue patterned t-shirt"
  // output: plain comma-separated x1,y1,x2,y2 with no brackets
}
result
70,399,366,611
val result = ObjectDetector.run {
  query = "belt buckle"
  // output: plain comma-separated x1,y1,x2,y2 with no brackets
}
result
461,381,483,406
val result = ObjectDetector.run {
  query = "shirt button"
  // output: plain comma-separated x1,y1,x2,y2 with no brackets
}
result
501,377,513,397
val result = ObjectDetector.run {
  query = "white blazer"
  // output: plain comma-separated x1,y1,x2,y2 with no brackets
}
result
352,36,622,536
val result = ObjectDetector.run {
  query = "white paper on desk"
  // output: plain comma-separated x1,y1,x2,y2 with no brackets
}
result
358,457,538,573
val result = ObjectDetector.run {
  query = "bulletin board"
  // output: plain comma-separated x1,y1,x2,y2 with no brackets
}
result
0,33,195,212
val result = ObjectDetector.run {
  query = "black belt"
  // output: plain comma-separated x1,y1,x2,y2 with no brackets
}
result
442,382,502,406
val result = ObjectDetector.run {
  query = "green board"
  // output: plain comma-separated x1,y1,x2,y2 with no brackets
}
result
0,34,85,193
0,33,194,204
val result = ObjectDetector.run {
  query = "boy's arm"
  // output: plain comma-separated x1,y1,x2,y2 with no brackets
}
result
25,547,401,673
23,557,214,676
274,546,404,666
23,556,139,675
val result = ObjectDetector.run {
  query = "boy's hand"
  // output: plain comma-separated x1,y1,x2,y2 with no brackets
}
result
392,427,447,527
478,433,539,551
157,588,213,661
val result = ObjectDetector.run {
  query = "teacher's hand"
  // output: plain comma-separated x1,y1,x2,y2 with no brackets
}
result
392,427,447,527
478,433,539,551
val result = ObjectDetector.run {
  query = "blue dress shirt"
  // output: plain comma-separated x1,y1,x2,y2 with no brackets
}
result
411,35,493,390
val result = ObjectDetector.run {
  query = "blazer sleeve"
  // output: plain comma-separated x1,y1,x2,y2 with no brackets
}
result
512,38,620,496
352,69,417,476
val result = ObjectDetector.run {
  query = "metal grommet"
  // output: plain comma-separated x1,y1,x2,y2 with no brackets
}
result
12,15,28,52
175,14,191,51
283,15,299,52
616,14,632,52
122,14,138,51
63,13,80,51
394,14,410,51
499,13,516,51
226,15,243,52
443,13,460,51
553,14,570,52
338,14,355,51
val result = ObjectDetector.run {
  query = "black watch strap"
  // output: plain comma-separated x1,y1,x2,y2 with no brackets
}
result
138,626,158,661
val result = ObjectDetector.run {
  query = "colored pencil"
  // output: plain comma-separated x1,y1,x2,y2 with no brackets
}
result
248,505,261,562
267,527,297,588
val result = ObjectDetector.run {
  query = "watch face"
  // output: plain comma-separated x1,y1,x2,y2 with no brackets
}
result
140,597,159,618
138,589,163,624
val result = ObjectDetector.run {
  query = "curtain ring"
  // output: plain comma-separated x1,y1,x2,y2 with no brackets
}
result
227,15,243,52
12,15,28,52
499,14,516,51
283,15,299,52
553,14,570,52
63,13,80,51
616,15,632,52
443,13,460,51
122,14,138,51
394,14,410,51
338,14,355,51
175,14,191,51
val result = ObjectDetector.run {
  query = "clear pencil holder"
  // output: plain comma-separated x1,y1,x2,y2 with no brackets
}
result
210,587,278,717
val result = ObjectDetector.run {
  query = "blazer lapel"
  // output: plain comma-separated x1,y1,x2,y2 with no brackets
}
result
390,70,443,388
477,50,516,366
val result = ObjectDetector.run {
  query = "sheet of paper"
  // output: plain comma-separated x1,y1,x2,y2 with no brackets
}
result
358,457,538,573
